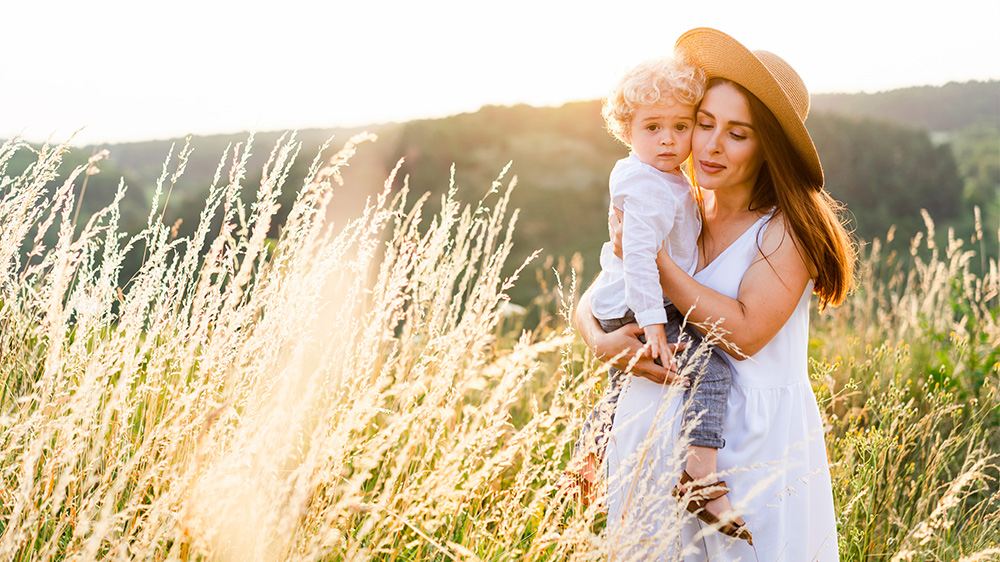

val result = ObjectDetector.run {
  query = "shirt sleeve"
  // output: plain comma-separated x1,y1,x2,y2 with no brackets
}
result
616,168,680,328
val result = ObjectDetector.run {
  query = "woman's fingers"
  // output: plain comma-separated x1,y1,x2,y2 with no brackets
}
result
626,334,690,387
598,322,689,386
595,322,643,365
628,356,688,386
628,359,670,384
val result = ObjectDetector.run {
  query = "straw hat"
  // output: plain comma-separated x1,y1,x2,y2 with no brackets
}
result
674,27,824,188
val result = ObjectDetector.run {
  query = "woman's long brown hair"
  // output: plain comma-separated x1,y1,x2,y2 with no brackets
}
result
713,79,857,310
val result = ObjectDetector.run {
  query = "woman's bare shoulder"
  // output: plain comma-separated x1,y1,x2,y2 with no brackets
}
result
758,211,817,279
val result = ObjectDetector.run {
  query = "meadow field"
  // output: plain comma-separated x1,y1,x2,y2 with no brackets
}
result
0,135,997,561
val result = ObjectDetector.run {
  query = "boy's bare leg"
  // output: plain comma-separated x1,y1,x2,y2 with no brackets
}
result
683,445,745,525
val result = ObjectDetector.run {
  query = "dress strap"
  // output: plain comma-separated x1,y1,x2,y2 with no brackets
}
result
753,207,777,246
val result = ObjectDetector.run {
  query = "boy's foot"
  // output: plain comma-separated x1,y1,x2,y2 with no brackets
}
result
672,471,753,545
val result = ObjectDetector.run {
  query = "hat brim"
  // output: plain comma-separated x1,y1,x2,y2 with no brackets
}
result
675,28,824,187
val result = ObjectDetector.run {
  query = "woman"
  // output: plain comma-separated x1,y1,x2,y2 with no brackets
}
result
575,28,855,561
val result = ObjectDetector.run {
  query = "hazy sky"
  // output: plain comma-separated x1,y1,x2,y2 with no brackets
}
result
4,0,999,146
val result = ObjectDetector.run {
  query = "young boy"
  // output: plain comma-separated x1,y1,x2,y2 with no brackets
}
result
571,57,735,516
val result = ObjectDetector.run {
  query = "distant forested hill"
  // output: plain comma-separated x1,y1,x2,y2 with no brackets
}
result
7,80,997,304
812,80,999,132
810,80,998,248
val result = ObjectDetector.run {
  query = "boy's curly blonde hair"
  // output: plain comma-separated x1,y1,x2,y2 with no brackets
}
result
602,56,706,145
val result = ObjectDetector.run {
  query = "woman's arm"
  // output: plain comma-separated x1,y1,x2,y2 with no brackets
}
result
656,216,812,357
574,283,685,385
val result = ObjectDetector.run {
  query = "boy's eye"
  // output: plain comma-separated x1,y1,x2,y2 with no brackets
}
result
675,123,688,132
646,124,659,132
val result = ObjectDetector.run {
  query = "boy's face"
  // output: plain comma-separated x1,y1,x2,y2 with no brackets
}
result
626,100,696,173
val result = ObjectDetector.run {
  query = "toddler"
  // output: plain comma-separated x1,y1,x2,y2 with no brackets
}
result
572,57,736,525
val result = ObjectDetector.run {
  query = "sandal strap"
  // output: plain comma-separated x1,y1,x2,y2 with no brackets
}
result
688,480,730,501
674,471,753,546
677,471,731,501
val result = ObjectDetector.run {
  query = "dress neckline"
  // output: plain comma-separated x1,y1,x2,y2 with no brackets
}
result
694,211,773,278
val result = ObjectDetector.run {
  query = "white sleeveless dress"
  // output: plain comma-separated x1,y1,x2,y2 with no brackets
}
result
605,213,840,561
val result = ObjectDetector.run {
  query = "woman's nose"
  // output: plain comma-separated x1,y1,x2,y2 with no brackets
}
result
704,131,721,154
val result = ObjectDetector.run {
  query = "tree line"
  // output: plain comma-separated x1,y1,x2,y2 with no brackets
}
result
6,81,997,305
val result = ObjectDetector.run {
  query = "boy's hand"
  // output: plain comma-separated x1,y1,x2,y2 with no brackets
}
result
642,323,669,362
608,207,624,258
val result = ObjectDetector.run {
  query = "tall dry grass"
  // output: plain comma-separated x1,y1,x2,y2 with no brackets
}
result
0,134,607,561
0,135,997,561
811,212,1000,560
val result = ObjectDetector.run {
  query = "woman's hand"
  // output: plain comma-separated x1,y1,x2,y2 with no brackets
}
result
595,322,688,385
575,284,688,385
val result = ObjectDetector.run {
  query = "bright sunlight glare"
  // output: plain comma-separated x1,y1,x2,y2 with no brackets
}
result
2,0,998,146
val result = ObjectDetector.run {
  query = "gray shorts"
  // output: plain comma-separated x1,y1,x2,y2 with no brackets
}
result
576,304,731,459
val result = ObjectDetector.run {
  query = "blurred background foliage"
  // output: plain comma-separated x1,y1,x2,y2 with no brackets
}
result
5,80,997,306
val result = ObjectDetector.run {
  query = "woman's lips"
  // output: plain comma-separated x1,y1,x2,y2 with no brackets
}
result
699,160,725,173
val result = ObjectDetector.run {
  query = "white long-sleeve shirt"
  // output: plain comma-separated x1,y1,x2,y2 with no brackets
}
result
590,153,701,328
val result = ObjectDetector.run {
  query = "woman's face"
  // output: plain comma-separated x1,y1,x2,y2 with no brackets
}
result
691,81,765,193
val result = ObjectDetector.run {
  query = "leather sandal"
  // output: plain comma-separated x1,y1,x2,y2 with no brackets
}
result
671,470,754,545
